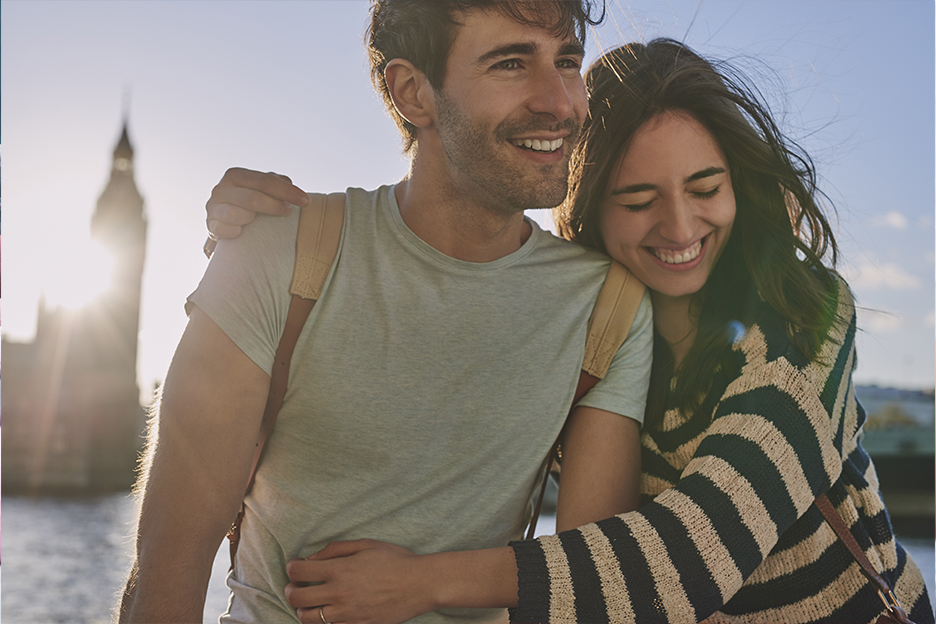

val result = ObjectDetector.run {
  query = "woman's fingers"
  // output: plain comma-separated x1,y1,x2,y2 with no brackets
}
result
297,604,346,624
205,167,309,239
315,539,380,560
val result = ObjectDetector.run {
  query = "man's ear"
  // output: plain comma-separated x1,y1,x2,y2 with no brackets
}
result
385,59,435,129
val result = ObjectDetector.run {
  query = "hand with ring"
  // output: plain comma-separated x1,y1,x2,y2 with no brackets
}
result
285,539,436,624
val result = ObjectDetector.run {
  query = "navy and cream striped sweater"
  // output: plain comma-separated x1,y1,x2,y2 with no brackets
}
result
511,280,933,624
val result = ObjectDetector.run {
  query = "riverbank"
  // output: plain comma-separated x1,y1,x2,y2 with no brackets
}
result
3,493,932,623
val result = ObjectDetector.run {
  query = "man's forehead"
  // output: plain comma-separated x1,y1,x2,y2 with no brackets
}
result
451,8,583,62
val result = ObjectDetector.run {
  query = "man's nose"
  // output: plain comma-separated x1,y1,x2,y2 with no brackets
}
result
527,66,576,121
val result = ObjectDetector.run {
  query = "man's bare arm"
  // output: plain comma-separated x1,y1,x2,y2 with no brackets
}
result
118,306,270,623
555,406,641,531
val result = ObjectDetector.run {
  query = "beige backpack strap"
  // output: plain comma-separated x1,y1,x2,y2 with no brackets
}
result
581,260,646,379
526,259,646,539
228,192,345,568
291,192,346,299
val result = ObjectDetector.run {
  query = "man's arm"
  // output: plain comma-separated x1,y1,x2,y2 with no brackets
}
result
555,406,641,532
118,306,270,623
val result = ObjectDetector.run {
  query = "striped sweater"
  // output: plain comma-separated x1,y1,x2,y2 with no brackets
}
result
511,280,933,624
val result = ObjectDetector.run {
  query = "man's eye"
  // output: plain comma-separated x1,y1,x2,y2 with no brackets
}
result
557,58,582,70
494,59,521,70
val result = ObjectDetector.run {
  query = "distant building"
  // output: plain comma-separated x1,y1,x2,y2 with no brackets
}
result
3,123,147,494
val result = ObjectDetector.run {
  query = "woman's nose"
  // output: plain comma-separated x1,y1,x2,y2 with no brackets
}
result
657,196,696,244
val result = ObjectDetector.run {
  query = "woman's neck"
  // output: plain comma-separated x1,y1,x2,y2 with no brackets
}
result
650,292,698,369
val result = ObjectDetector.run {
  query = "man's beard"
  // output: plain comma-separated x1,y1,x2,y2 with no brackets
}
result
435,91,580,214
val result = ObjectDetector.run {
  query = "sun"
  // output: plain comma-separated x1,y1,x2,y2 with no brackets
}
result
43,237,116,310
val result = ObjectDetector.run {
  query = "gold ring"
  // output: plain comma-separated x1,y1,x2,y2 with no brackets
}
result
319,606,331,624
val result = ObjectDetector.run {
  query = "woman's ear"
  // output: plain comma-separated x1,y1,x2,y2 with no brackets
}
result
385,59,434,129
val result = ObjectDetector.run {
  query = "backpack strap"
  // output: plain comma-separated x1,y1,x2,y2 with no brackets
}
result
526,259,646,539
227,192,345,568
582,260,646,379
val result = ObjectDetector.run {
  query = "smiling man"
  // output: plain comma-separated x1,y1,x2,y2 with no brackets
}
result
118,2,655,623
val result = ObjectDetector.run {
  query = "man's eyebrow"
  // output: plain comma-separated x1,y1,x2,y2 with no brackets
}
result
609,168,728,195
475,40,584,66
560,41,585,58
476,42,538,65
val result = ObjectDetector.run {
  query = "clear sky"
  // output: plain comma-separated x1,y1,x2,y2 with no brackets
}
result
2,0,934,402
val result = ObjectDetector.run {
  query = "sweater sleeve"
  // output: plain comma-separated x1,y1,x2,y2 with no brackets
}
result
510,286,856,624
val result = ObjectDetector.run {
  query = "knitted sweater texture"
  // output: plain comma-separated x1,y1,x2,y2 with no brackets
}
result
511,280,933,624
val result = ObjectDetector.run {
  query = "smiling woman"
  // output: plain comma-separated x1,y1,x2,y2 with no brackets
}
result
600,111,736,304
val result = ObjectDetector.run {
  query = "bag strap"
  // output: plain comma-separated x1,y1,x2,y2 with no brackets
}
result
227,192,346,568
814,493,915,624
526,260,645,539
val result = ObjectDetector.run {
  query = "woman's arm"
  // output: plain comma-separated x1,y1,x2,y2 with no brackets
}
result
555,405,641,531
285,541,518,624
283,406,640,623
510,325,850,623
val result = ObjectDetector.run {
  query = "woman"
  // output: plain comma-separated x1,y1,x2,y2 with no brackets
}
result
212,39,933,624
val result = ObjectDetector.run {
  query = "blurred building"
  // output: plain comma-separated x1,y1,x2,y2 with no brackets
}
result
856,385,934,536
2,123,147,494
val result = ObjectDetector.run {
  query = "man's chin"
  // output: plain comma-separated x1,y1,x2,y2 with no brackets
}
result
515,179,569,211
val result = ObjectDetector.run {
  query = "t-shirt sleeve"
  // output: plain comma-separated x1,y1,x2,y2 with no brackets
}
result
575,289,653,424
185,210,300,375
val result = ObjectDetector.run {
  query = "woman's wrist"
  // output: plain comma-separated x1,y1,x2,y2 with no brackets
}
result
420,546,519,610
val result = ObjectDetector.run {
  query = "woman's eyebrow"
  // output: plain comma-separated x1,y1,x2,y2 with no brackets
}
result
609,167,728,195
609,183,655,196
685,166,726,183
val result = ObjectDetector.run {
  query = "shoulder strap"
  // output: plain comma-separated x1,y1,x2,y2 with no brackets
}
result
582,260,646,380
526,260,646,539
228,192,345,568
814,493,915,624
290,193,346,299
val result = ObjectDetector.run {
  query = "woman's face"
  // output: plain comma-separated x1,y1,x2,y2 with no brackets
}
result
600,111,736,300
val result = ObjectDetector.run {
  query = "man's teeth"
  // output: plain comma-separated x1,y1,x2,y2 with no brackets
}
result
512,138,563,152
652,240,702,264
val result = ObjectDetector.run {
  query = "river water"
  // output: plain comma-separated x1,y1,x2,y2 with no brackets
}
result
3,492,933,623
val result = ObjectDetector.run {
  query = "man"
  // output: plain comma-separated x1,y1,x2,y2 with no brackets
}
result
119,2,652,623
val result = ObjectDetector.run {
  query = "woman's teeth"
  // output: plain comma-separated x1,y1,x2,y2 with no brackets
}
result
511,138,563,152
652,240,702,264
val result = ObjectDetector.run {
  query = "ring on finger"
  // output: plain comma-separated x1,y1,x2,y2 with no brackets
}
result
320,606,331,624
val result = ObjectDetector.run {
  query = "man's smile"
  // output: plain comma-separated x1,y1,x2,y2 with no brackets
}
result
510,137,564,152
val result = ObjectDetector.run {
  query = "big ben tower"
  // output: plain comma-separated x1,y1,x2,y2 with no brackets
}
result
3,120,148,493
90,120,147,376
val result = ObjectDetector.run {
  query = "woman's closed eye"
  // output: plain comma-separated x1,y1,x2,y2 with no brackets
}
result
691,186,721,200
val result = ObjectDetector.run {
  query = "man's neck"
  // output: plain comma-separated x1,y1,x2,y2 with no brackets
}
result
394,163,533,264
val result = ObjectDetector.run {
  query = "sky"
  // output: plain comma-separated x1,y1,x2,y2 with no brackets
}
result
2,0,934,403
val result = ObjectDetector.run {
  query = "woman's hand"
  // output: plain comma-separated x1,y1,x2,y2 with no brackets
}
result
206,167,309,240
285,539,436,624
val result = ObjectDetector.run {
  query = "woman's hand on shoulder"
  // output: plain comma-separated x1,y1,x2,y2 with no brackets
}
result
285,539,436,624
206,167,309,241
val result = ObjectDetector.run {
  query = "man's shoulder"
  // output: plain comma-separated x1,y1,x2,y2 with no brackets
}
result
527,224,610,267
343,185,391,210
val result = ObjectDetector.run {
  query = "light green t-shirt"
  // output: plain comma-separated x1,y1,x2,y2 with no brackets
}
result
189,185,653,623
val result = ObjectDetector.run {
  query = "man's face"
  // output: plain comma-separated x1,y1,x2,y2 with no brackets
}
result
432,8,587,214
